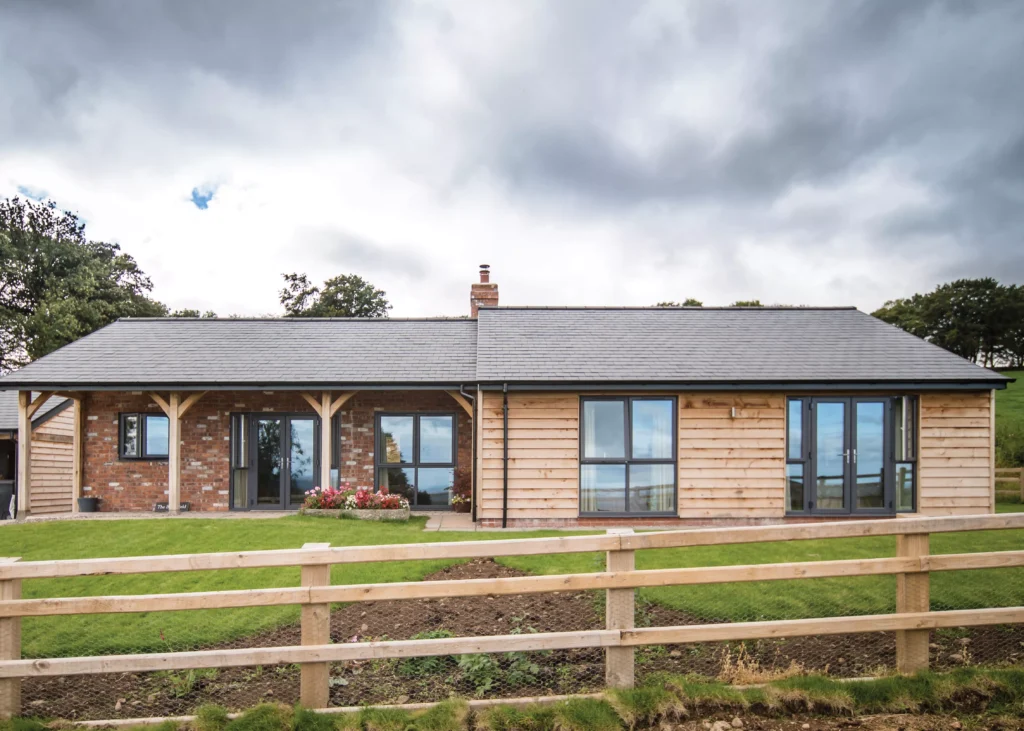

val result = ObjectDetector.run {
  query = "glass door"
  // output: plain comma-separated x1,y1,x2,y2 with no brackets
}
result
254,417,284,509
809,398,890,515
286,417,317,508
852,399,890,514
811,399,848,513
247,414,319,510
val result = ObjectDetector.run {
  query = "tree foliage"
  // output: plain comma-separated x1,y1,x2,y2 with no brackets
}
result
280,273,391,318
730,299,763,307
655,298,703,307
0,197,167,372
872,278,1024,367
169,309,218,318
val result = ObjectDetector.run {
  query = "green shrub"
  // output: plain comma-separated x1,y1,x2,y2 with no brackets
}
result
397,629,456,677
457,653,500,696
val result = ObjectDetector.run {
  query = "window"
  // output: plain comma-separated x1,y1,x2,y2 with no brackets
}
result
580,397,676,515
893,396,918,512
786,398,808,513
230,413,249,509
119,413,170,460
785,396,918,515
375,414,456,508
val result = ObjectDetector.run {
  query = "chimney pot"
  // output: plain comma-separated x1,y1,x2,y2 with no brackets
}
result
479,264,490,283
470,265,498,317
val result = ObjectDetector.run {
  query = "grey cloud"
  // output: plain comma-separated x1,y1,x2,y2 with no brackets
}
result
301,228,429,279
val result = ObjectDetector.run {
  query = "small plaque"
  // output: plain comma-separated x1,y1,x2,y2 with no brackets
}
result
154,502,191,512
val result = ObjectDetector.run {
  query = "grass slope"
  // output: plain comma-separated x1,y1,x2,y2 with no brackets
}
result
0,516,1022,658
997,369,1024,468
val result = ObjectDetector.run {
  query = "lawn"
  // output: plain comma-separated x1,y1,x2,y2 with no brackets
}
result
0,514,1021,659
996,369,1024,468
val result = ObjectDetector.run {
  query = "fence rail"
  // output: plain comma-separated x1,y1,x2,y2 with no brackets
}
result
997,467,1024,500
0,513,1023,718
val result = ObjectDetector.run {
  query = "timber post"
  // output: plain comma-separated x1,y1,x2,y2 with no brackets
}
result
300,543,331,708
0,558,21,718
895,533,930,673
605,528,635,688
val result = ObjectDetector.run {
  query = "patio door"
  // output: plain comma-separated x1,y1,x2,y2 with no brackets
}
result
249,414,319,509
809,398,890,515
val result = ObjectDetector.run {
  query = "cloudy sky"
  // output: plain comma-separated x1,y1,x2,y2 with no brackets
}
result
1,0,1022,317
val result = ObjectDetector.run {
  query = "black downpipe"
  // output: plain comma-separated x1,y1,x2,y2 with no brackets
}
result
458,384,477,523
502,383,509,529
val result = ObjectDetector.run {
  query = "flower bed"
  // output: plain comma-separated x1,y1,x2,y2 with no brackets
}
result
301,484,410,521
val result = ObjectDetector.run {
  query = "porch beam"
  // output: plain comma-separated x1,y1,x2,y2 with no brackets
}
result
329,392,356,418
26,392,54,420
446,391,473,417
148,392,172,417
177,392,207,419
320,393,332,491
167,393,181,515
16,392,31,518
299,392,321,413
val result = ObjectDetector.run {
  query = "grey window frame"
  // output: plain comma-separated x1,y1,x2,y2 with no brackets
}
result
375,412,457,510
578,396,678,517
785,395,917,517
118,412,169,461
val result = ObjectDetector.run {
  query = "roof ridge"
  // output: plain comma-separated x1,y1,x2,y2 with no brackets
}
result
477,305,860,311
115,317,476,323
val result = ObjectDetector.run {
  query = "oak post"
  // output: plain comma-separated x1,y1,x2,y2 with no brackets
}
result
605,528,635,688
72,396,84,513
15,392,31,519
895,533,930,673
320,393,332,492
0,558,21,718
168,393,181,515
300,543,331,708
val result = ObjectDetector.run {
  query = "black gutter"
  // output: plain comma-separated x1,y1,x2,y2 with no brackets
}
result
477,380,1011,392
458,384,477,523
502,383,509,529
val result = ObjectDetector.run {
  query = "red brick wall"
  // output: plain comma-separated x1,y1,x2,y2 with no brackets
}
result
82,390,473,511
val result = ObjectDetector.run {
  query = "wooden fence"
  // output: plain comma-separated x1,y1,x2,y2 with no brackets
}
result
0,514,1023,719
997,467,1024,500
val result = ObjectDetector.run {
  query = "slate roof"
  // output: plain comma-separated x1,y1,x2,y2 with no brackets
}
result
0,308,1008,390
0,392,68,432
0,319,478,389
476,307,1009,385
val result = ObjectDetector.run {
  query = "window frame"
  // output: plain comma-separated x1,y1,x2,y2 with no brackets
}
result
579,396,678,517
118,412,170,461
893,396,919,514
785,395,917,517
374,412,458,510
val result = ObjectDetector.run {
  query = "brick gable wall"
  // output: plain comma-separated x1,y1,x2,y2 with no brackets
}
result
82,390,472,511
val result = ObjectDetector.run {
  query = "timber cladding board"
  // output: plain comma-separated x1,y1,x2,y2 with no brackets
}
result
29,404,75,514
678,393,786,518
477,392,580,519
918,392,994,516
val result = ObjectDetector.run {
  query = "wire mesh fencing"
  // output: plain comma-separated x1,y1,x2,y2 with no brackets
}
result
10,528,1024,721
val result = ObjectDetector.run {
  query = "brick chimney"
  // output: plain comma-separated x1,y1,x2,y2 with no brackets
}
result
470,264,499,317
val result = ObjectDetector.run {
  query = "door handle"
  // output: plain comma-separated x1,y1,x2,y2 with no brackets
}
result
853,448,857,464
843,450,851,464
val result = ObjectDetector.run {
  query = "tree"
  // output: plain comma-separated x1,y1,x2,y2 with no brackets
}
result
730,300,763,307
170,309,217,318
0,197,167,372
654,298,703,307
872,278,1019,366
280,273,391,318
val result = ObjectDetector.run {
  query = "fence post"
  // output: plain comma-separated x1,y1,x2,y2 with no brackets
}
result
1019,469,1024,503
895,533,930,674
605,528,635,689
300,543,331,708
0,558,21,719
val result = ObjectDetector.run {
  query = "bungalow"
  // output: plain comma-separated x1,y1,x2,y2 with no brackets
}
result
0,392,75,518
0,267,1009,526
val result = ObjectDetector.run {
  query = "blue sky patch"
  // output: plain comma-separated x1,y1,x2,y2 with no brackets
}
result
17,185,48,201
190,186,216,210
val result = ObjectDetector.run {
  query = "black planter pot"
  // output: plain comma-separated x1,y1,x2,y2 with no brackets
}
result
77,497,99,513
